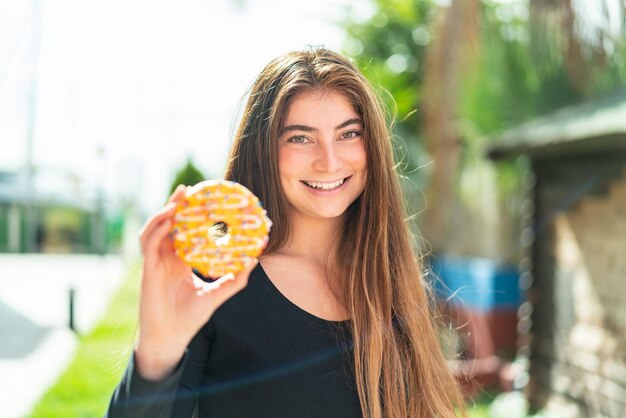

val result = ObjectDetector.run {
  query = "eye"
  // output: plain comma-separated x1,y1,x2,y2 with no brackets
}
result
341,130,362,140
287,135,310,144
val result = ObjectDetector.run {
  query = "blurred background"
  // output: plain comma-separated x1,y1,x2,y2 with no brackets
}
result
1,0,625,417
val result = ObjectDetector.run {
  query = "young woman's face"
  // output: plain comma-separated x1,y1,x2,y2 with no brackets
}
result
277,89,367,223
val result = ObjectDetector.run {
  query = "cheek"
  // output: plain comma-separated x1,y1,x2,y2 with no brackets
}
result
353,142,368,171
353,144,368,190
337,141,368,170
278,147,302,181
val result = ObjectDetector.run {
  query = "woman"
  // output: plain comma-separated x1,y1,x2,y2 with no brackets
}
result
106,47,465,418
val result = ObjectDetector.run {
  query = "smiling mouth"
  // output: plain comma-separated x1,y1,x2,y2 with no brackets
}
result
301,176,351,191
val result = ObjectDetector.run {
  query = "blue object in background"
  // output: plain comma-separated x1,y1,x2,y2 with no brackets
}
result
429,255,523,312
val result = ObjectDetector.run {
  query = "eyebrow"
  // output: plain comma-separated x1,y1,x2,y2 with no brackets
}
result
280,118,363,134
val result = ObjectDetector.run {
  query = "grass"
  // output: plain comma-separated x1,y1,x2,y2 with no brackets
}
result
27,263,141,418
466,390,498,418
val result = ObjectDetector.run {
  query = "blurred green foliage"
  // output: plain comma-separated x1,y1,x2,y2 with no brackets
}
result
346,0,432,131
343,0,626,259
346,0,626,141
40,205,90,252
169,157,206,196
345,0,434,185
0,205,10,251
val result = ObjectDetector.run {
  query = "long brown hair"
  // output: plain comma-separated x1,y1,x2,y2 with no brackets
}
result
225,47,465,418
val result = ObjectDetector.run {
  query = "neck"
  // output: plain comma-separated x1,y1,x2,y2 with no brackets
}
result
278,212,344,267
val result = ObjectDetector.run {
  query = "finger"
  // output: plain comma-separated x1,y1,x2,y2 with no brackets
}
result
166,184,187,204
139,202,177,247
158,225,177,255
144,217,173,257
196,258,258,305
140,185,186,249
240,257,259,277
196,274,240,308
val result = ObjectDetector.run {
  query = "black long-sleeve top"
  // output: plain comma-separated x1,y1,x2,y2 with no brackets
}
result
105,264,362,418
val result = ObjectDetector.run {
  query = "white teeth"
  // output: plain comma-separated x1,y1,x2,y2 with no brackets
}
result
304,178,345,190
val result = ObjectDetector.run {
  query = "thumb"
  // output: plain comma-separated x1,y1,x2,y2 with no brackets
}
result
197,258,258,307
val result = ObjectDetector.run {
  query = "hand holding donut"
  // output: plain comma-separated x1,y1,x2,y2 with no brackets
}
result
135,182,266,381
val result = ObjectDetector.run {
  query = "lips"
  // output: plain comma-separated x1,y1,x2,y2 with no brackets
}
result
301,176,351,191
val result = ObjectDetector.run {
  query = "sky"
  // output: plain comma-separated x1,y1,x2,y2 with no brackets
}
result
0,0,373,213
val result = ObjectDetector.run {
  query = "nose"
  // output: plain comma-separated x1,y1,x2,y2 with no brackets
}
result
313,140,341,172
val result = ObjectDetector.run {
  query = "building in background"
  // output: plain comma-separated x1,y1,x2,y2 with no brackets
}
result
489,89,626,418
0,165,116,254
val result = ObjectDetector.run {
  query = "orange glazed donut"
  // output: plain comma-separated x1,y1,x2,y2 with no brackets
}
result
171,180,272,278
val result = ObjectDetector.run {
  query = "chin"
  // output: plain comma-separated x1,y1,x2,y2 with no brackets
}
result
307,203,355,220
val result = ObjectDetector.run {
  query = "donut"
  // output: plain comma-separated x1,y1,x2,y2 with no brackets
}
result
171,180,272,278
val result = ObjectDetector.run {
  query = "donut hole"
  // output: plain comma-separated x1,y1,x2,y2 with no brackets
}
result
209,221,230,246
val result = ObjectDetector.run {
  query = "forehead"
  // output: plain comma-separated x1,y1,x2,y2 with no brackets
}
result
282,90,359,125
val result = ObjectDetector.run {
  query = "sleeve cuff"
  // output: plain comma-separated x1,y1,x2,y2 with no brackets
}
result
129,350,189,396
